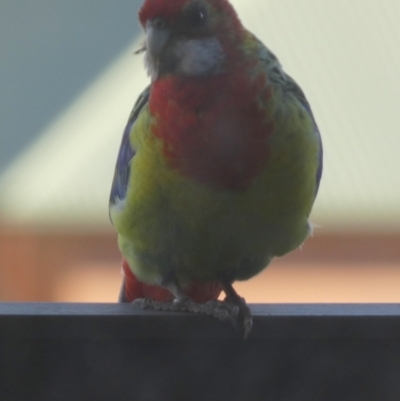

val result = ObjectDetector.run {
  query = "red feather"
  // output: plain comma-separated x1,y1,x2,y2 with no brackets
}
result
122,258,222,303
150,67,274,190
139,0,240,28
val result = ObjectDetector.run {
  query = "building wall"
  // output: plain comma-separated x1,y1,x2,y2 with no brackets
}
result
1,227,399,303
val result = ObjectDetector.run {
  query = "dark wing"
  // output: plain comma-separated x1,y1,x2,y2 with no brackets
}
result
109,85,150,213
261,43,323,197
282,74,323,197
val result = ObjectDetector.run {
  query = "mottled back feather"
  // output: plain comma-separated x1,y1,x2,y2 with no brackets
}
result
259,40,323,196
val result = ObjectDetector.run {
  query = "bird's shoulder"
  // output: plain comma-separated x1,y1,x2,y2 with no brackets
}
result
248,37,313,117
250,36,323,195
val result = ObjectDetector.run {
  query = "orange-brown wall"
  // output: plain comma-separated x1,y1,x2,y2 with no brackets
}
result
0,225,399,303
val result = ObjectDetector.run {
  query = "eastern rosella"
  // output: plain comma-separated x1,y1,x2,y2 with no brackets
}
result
110,0,323,336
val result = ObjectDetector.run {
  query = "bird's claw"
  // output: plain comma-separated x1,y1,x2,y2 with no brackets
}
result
133,297,240,328
133,296,252,337
200,300,239,328
239,299,253,339
223,296,253,339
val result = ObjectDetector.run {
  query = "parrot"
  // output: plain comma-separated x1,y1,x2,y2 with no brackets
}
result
109,0,323,336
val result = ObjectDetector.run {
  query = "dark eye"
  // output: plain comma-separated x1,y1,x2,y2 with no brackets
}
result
185,3,208,28
152,18,168,30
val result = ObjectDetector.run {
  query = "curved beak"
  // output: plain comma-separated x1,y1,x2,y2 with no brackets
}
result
145,20,170,62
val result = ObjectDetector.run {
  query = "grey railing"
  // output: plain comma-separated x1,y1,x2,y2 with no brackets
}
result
1,303,400,401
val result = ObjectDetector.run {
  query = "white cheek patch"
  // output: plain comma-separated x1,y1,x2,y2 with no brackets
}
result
144,50,159,81
174,38,224,76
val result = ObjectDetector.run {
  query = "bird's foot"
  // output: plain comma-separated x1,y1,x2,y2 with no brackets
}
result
222,295,253,339
132,280,253,337
133,297,239,328
219,280,253,338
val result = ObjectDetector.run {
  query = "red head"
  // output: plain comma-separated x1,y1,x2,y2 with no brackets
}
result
139,0,240,29
137,0,244,81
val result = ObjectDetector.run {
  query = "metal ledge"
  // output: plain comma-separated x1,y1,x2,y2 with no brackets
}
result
1,303,400,340
1,303,400,401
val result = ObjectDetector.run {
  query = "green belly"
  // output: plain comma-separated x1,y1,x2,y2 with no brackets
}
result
111,106,319,286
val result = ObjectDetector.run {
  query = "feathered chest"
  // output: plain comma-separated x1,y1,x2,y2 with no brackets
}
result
149,70,275,190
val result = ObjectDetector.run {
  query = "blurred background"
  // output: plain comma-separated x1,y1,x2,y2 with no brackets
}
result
0,0,399,303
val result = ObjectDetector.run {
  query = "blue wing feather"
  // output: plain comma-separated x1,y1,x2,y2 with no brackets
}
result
109,86,150,210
